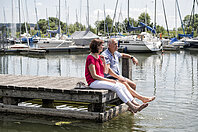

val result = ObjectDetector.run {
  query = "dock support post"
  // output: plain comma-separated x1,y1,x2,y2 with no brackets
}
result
88,103,106,112
42,99,55,108
122,58,132,79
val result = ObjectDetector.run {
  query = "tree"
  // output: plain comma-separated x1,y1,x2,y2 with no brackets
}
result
94,15,113,35
21,22,30,34
182,14,198,36
156,25,165,34
138,12,151,25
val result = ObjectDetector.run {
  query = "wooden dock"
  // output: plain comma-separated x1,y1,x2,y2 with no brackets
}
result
0,74,129,122
0,46,90,55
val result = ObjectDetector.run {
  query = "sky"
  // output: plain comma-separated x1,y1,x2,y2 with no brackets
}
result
0,0,195,30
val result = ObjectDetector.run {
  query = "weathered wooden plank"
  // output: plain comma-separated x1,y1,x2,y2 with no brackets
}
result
100,103,128,122
0,75,46,86
0,102,128,122
0,103,100,121
0,89,102,103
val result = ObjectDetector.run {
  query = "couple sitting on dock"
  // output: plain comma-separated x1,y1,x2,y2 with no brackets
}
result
85,38,155,113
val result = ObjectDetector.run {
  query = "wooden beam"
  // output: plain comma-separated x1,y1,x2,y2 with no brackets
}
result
122,58,132,79
0,102,129,122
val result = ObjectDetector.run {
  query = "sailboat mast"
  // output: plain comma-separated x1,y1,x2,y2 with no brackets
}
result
110,0,118,33
154,0,156,28
76,9,78,30
104,4,106,36
68,6,69,35
21,0,29,47
46,8,51,38
97,10,99,35
145,4,147,32
175,0,185,35
11,0,14,38
65,0,68,34
87,0,90,31
175,0,177,38
128,0,129,21
34,0,40,37
59,0,61,37
80,0,82,31
18,0,21,42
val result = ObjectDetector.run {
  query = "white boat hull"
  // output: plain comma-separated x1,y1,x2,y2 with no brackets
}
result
36,39,74,48
8,44,29,49
119,40,161,52
118,32,162,53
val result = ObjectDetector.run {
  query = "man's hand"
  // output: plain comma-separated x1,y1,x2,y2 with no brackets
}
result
132,57,138,65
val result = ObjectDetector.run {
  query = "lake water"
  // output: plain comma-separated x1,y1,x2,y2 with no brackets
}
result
0,50,198,132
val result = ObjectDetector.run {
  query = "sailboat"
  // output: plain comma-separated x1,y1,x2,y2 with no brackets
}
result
69,0,99,46
118,0,162,52
36,0,74,48
183,0,198,50
162,0,189,51
8,0,29,49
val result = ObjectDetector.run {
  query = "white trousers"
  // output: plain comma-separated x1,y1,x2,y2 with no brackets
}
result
89,80,133,103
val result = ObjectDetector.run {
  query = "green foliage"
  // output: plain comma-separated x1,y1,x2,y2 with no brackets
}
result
94,15,113,35
138,12,151,25
13,12,198,39
21,22,30,34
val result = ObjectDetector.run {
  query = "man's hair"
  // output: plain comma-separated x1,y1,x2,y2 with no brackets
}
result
89,39,104,53
108,39,116,46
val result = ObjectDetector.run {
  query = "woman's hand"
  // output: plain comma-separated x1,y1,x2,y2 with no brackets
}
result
100,55,106,64
118,76,126,82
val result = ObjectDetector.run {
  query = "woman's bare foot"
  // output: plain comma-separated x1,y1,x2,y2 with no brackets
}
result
132,99,140,106
127,107,134,114
128,103,148,113
137,103,148,112
142,96,156,103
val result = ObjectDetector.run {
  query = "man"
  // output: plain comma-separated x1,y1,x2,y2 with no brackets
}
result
101,39,138,90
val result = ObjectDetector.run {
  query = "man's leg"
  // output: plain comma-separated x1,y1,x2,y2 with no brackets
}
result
126,78,136,90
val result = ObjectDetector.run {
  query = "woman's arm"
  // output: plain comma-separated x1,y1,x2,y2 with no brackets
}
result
88,64,116,84
100,55,109,74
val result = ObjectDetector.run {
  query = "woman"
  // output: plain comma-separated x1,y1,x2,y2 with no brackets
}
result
85,39,151,113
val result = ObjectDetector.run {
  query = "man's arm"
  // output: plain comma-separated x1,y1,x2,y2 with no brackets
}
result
121,53,138,65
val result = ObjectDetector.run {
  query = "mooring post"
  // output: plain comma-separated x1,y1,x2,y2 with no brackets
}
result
122,58,132,79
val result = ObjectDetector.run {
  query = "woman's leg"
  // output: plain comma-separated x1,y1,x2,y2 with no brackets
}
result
90,80,148,113
114,82,149,113
90,80,132,103
116,82,134,101
122,82,155,103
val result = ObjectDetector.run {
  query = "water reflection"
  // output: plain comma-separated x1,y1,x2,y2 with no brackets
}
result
0,53,87,77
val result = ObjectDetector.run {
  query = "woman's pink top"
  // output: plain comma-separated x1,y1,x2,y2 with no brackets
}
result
85,55,104,85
